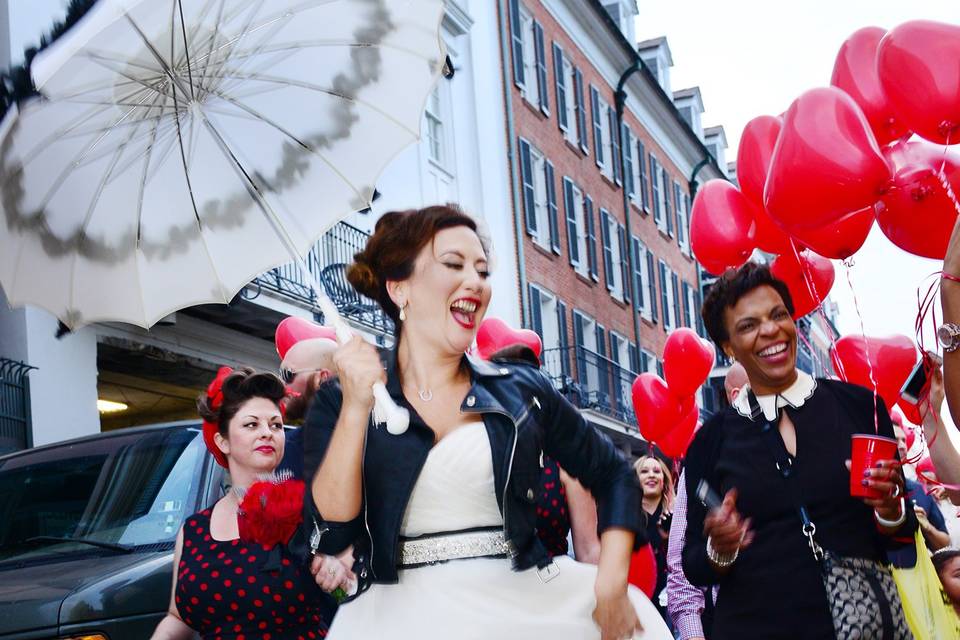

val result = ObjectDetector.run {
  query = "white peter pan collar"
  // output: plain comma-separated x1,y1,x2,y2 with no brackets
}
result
732,369,818,422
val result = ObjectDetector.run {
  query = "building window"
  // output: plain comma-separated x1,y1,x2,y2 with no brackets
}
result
563,178,596,278
424,88,444,166
573,310,599,393
553,45,580,146
529,284,569,378
640,348,657,374
516,5,548,113
663,167,674,237
519,139,560,252
650,152,663,228
601,210,627,302
659,259,676,331
598,97,614,180
637,140,650,212
632,237,656,322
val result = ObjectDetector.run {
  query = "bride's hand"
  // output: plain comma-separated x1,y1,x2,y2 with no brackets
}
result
592,585,643,640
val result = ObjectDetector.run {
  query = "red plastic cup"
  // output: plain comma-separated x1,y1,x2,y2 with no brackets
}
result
850,434,898,498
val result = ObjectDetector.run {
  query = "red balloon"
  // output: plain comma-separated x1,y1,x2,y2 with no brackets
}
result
898,397,924,427
770,248,836,319
663,328,716,397
657,403,699,458
877,140,960,259
830,334,918,410
628,544,657,598
690,180,757,276
632,373,682,442
475,317,542,361
831,27,909,146
787,205,875,260
878,20,960,145
905,425,916,451
764,87,891,231
275,317,337,360
737,116,794,254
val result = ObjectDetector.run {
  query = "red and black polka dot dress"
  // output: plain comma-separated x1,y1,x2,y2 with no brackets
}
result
176,508,331,640
535,456,571,558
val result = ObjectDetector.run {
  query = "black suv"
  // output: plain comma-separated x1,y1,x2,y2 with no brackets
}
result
0,422,224,639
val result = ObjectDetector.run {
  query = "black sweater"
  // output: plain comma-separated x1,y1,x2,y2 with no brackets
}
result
682,379,916,640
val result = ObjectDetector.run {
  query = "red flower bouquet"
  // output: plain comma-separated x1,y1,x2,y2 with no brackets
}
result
237,477,304,548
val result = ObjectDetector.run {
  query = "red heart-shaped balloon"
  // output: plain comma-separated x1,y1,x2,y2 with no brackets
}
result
830,333,917,410
690,180,757,276
770,248,836,319
877,139,960,260
878,20,960,145
787,205,875,260
632,373,682,443
764,87,891,231
475,317,542,361
737,115,794,254
657,402,699,459
628,544,657,598
831,26,909,146
663,328,716,398
275,317,337,360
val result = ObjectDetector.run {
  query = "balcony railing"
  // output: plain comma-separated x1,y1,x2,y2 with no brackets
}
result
249,222,393,335
541,346,638,431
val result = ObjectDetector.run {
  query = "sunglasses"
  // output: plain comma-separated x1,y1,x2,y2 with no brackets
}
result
279,367,323,384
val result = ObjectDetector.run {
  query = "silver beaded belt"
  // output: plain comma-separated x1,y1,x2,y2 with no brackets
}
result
397,528,511,569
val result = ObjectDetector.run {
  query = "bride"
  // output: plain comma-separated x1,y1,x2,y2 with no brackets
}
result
305,205,671,639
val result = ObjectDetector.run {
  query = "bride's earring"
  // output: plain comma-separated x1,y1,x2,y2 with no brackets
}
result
399,301,407,322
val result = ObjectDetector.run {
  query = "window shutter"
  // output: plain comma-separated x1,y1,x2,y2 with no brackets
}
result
563,178,578,265
682,281,691,328
683,193,692,253
650,154,661,223
508,0,524,86
659,260,669,330
557,300,570,377
573,312,586,383
533,21,549,114
647,250,658,323
656,359,664,378
553,44,567,131
672,271,681,331
618,224,630,303
596,324,609,401
609,108,622,185
640,349,650,373
601,210,613,291
629,343,640,374
590,86,603,167
695,289,705,337
639,141,649,211
664,168,674,237
631,237,644,313
518,138,537,235
545,160,560,254
624,125,635,197
585,196,598,280
529,285,543,338
574,68,588,153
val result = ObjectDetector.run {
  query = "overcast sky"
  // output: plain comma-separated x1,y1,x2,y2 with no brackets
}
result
635,0,960,342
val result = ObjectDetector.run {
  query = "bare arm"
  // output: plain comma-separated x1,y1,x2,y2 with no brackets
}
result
942,215,960,424
150,528,195,640
311,338,384,522
921,365,960,504
593,528,643,639
559,466,600,564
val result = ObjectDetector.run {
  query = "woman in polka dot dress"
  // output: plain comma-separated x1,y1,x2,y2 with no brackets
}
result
535,456,601,563
151,368,333,640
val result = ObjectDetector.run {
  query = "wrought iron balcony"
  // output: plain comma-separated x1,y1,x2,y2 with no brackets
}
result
247,222,393,335
541,346,638,431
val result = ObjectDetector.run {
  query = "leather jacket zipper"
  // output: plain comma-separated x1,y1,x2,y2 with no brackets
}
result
462,397,537,558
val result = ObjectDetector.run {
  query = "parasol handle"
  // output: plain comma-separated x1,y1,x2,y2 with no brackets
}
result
315,289,410,436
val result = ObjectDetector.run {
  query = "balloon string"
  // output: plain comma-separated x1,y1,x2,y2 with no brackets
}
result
842,261,881,434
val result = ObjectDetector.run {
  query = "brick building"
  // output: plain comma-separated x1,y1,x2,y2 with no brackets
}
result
500,0,727,448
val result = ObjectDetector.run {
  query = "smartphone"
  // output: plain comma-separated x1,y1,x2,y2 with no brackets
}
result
696,479,723,511
900,351,941,405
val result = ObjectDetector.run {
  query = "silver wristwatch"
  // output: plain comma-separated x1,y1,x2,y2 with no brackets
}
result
938,323,960,353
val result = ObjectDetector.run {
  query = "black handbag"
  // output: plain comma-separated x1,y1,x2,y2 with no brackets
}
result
750,392,912,640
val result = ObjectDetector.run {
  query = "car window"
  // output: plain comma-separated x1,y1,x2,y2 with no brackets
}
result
0,427,206,562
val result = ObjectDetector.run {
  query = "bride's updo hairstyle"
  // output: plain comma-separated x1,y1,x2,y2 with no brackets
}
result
348,204,489,328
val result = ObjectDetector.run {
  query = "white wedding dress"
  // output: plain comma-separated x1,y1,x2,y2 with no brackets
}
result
328,422,672,639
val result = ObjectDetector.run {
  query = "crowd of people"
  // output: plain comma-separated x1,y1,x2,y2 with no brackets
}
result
151,205,960,639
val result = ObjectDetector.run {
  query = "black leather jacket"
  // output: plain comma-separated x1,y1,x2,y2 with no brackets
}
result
301,350,644,596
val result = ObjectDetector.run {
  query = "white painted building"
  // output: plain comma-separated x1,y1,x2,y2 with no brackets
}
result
0,0,517,450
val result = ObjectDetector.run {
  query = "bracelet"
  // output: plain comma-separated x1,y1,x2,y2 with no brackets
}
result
942,271,960,284
706,536,739,568
874,497,907,529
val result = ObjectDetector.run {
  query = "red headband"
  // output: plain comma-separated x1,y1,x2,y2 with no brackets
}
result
202,366,233,468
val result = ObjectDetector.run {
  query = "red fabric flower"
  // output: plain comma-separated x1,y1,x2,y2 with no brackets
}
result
202,366,234,468
237,478,305,548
